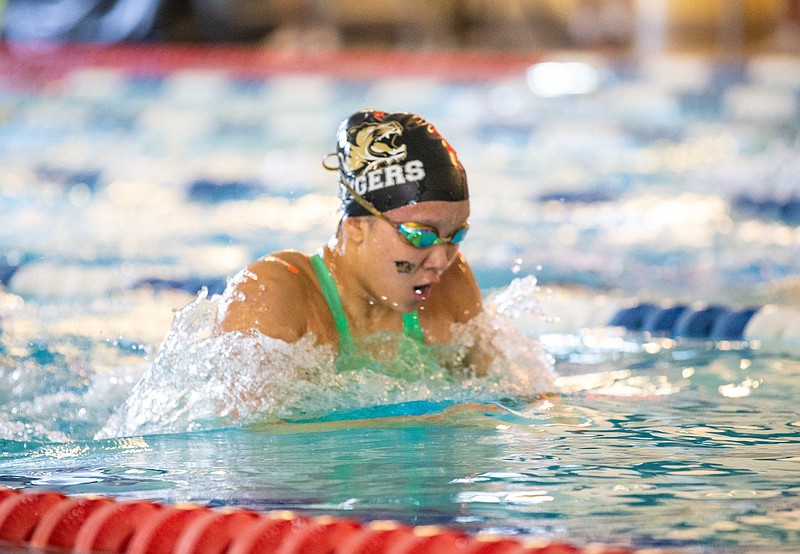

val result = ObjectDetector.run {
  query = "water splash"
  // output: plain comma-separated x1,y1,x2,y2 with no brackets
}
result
485,274,547,321
97,286,555,439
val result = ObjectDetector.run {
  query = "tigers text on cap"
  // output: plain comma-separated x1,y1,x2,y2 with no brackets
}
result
335,110,468,216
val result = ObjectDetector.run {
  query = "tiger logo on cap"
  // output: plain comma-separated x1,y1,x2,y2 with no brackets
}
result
340,120,408,176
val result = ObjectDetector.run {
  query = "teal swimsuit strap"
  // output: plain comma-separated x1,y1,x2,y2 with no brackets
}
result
309,253,425,354
401,311,425,344
310,253,355,355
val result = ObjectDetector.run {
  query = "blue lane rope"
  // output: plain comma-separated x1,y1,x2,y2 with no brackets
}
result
608,303,760,341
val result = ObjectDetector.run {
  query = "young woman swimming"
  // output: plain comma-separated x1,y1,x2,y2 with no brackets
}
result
216,110,489,370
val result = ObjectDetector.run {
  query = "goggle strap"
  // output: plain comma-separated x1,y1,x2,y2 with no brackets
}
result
339,180,385,219
339,179,468,248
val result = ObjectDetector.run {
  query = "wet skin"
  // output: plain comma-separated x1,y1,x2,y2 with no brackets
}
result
217,200,482,349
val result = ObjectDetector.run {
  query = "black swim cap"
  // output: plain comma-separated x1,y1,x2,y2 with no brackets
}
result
334,110,468,216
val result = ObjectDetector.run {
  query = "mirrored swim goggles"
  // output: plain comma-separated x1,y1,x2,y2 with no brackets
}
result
324,155,469,249
342,179,469,249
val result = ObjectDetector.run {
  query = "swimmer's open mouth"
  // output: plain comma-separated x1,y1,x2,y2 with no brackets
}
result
413,284,432,300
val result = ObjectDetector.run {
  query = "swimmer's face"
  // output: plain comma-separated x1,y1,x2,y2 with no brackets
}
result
357,200,470,313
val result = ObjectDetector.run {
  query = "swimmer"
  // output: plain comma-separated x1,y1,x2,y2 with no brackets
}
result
217,110,490,371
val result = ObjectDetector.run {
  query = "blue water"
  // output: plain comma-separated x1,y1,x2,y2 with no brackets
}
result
2,345,798,551
2,49,800,552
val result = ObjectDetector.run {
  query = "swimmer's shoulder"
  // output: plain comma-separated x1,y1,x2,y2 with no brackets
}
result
417,254,482,344
250,249,315,281
435,252,483,323
217,250,318,340
222,250,313,296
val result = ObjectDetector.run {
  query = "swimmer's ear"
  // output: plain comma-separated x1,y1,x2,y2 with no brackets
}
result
341,216,368,244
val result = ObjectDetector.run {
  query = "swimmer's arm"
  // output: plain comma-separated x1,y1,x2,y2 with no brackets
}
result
216,255,309,343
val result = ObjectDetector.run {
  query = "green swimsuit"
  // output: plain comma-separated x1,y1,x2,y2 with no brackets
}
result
310,253,425,355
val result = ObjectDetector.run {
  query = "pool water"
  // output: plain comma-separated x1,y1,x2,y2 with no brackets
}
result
2,46,800,552
2,341,798,551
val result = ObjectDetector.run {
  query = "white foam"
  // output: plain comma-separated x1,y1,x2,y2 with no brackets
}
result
65,68,128,101
747,56,800,89
8,262,182,298
516,286,625,335
162,69,233,106
638,55,713,93
745,305,800,355
96,286,555,439
724,85,798,122
260,75,338,110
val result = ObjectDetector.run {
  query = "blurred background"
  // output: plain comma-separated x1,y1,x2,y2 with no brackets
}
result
1,0,799,55
1,0,799,336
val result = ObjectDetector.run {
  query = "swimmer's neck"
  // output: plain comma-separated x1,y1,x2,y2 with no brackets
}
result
319,244,409,335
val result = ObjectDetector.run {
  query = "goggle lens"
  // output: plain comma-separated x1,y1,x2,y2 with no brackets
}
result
450,225,469,244
397,222,469,249
329,173,469,250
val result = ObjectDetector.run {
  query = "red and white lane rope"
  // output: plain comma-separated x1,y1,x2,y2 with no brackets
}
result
0,487,654,554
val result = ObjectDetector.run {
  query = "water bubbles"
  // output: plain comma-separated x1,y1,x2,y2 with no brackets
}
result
486,275,543,321
97,288,555,438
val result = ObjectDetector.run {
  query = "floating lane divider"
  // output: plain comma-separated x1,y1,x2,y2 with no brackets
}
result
533,288,800,355
0,487,654,554
608,302,757,341
607,301,800,353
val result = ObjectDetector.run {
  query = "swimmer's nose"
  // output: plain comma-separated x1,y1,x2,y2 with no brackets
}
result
421,244,453,274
